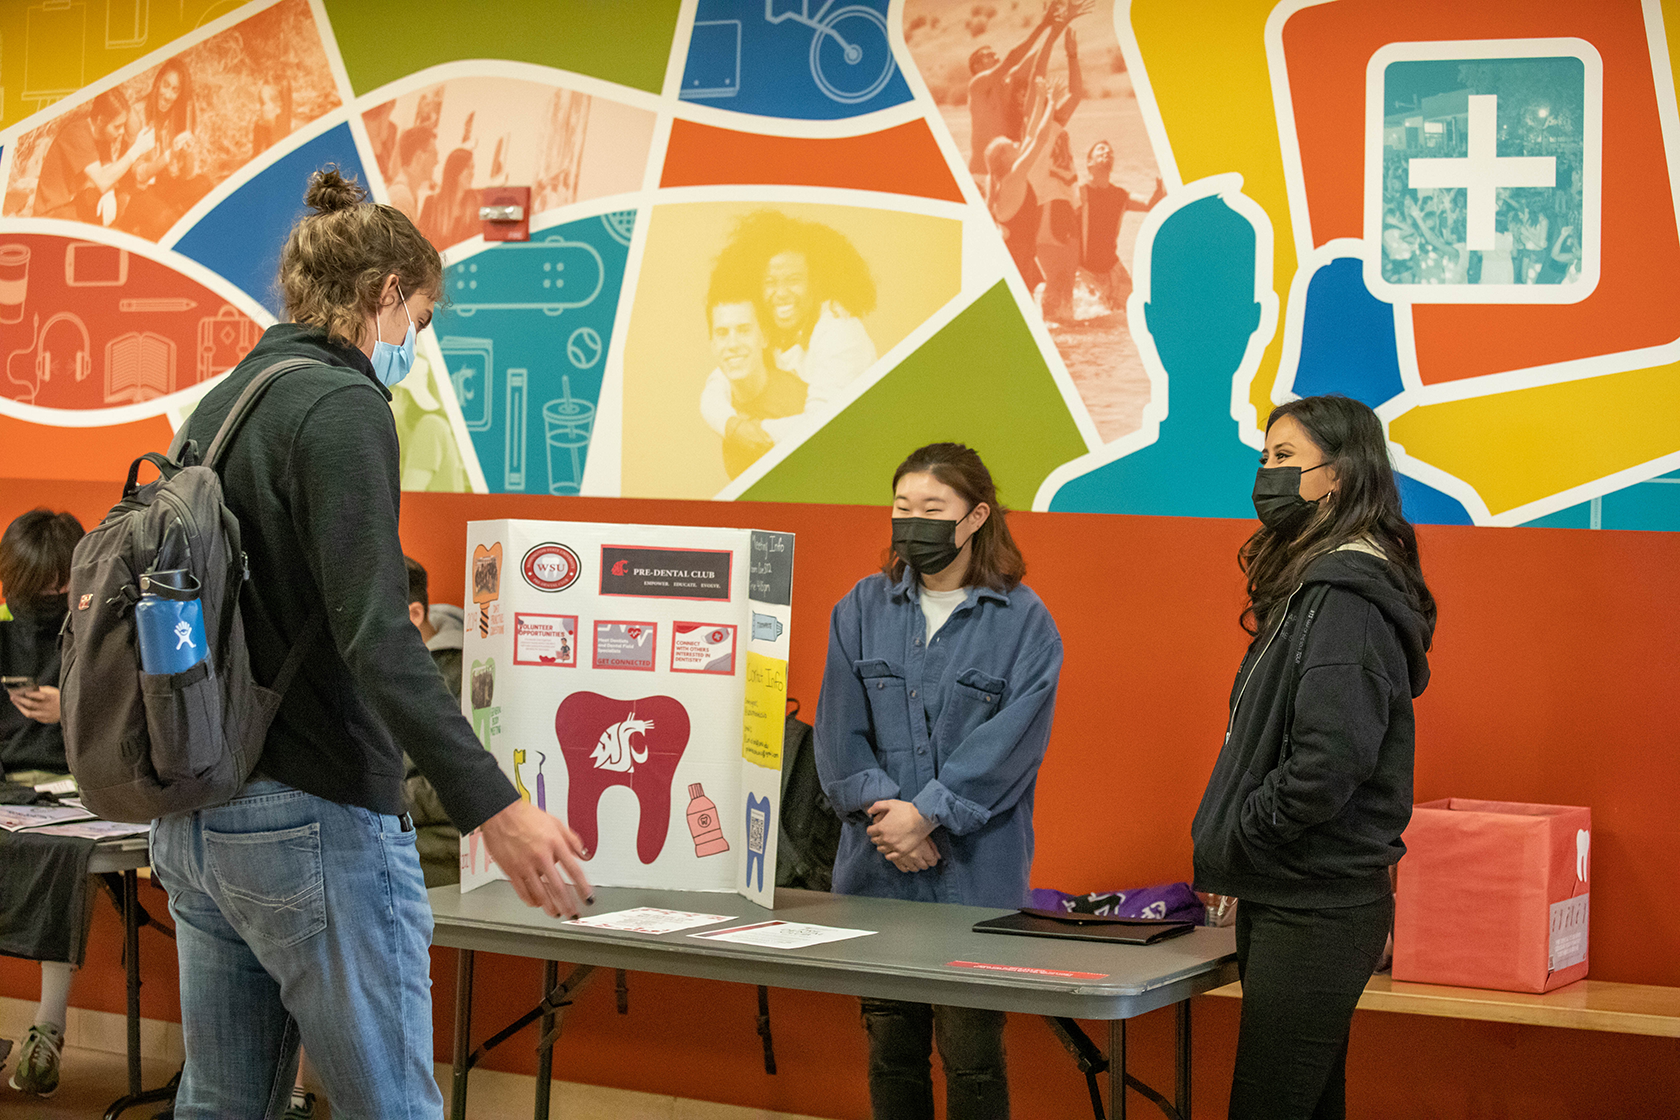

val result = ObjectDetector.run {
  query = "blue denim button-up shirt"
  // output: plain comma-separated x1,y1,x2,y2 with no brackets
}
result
814,569,1062,909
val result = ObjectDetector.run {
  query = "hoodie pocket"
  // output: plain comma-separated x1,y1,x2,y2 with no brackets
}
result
1197,767,1265,875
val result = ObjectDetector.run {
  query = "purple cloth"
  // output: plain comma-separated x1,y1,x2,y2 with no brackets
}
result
1028,881,1206,925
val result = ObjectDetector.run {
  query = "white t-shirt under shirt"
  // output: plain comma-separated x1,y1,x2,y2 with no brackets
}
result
919,585,969,643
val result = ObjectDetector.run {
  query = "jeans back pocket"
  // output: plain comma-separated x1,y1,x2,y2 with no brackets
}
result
204,821,327,949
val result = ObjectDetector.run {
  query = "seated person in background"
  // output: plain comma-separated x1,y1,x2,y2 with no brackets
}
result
403,556,463,887
0,508,85,1098
698,282,812,480
32,89,153,226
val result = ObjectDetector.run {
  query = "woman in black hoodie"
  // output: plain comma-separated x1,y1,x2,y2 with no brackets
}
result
1192,395,1436,1119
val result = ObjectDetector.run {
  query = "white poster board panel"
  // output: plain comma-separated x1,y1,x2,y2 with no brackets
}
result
457,519,786,904
738,530,795,907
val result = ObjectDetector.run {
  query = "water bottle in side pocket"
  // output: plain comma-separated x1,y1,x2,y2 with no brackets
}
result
135,569,208,675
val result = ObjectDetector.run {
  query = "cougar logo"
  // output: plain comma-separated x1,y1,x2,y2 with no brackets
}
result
590,713,655,773
611,559,630,576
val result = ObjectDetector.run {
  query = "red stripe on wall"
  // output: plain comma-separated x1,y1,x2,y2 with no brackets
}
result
660,118,966,203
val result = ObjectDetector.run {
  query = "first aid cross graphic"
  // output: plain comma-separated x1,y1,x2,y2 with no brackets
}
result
1407,94,1556,251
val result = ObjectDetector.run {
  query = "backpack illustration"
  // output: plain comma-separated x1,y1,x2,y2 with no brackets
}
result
60,359,320,822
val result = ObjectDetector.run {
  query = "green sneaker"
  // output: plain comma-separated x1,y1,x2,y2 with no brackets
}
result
7,1023,63,1097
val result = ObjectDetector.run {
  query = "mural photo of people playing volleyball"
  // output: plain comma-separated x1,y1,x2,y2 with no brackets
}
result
904,0,1169,443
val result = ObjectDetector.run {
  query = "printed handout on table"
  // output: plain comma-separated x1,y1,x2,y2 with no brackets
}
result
690,920,877,949
565,907,736,935
0,805,98,832
27,820,151,840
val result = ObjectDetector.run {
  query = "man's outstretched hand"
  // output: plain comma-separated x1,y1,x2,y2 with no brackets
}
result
479,798,594,919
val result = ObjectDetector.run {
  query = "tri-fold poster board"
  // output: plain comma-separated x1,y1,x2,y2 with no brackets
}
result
457,520,794,907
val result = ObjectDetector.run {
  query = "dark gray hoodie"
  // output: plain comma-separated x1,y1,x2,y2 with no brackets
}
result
1191,544,1434,909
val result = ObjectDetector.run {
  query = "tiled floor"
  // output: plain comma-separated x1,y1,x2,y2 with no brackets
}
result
0,1043,827,1119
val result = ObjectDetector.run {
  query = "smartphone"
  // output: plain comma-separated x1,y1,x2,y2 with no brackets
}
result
2,675,38,693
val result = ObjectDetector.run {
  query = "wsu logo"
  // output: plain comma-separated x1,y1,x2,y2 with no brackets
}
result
590,712,655,773
521,543,581,592
556,692,690,863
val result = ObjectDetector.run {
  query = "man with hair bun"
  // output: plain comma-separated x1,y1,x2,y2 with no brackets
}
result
150,166,592,1118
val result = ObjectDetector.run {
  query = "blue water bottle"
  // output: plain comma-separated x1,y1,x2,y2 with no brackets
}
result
135,569,208,675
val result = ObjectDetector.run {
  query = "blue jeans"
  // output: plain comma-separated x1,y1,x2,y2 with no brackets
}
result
151,779,442,1119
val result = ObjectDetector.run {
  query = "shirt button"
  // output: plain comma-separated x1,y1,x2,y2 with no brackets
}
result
914,638,922,646
876,681,884,690
917,748,927,755
909,689,918,698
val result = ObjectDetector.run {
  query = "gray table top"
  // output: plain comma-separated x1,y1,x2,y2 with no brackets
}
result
88,837,150,875
430,882,1237,1020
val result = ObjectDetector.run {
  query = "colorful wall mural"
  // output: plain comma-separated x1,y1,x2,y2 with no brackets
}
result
3,0,1678,531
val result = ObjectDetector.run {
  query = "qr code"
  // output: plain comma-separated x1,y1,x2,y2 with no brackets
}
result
749,811,766,854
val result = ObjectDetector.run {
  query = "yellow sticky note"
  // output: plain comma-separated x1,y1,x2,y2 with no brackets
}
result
741,651,788,770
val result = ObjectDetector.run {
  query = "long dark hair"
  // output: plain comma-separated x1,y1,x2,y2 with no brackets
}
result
147,60,194,141
881,443,1026,592
1239,396,1435,639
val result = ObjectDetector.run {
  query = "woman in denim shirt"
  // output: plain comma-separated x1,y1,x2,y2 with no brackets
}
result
816,442,1062,1120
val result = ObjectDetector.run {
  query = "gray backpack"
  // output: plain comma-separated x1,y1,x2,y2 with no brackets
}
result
61,359,322,822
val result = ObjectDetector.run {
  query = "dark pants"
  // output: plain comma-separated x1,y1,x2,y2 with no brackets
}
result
1230,894,1394,1120
860,998,1009,1120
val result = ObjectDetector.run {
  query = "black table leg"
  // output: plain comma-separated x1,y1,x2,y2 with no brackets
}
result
124,870,141,1095
1109,1019,1126,1120
451,949,476,1120
102,870,181,1120
535,960,558,1120
1176,1000,1192,1118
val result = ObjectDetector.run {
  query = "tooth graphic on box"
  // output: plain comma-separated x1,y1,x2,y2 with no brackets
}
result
745,793,770,892
750,612,783,641
556,692,690,863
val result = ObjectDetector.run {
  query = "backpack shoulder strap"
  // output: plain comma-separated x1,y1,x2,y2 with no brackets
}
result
270,608,327,699
204,358,319,471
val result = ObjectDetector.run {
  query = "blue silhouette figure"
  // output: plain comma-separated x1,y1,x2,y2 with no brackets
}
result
1285,255,1471,524
1049,194,1268,517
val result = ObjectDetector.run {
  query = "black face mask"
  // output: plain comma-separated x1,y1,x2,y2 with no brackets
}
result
1252,464,1329,536
892,517,963,575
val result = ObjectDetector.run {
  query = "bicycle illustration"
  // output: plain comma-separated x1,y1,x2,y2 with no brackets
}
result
686,1,897,106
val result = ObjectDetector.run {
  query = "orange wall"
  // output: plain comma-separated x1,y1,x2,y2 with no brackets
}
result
2,481,1677,1113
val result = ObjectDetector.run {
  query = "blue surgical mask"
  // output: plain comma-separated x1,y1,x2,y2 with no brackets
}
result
370,282,416,389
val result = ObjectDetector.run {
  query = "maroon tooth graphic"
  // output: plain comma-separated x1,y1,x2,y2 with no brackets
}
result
555,692,691,864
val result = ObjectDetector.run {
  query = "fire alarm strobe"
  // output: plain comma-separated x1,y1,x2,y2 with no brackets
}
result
480,186,531,242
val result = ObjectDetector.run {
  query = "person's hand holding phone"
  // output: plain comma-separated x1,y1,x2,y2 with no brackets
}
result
5,682,61,725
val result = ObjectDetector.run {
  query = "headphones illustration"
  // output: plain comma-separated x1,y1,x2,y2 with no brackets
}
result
4,312,92,404
38,313,93,384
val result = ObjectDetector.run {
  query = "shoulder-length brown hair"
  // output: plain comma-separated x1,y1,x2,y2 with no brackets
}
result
0,509,84,601
881,443,1026,592
1239,395,1435,638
